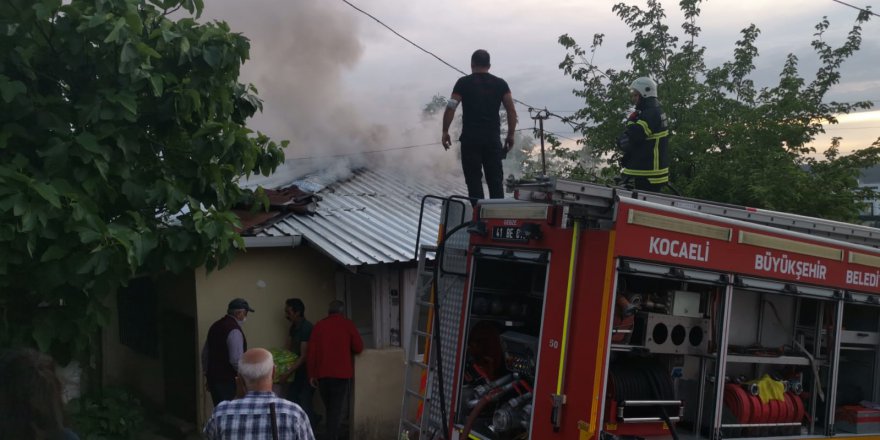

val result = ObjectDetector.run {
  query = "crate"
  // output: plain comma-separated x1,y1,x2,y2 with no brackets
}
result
836,405,880,434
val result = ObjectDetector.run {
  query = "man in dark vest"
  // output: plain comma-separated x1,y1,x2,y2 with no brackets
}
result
201,298,254,406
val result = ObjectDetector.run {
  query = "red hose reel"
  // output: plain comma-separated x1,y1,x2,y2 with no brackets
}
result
724,383,805,424
723,383,805,424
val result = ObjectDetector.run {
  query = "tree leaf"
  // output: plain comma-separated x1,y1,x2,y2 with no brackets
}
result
0,76,26,103
149,76,164,97
180,37,190,55
40,245,67,262
124,12,143,36
32,321,55,352
32,182,62,208
119,42,140,73
104,17,127,44
136,42,161,59
115,93,138,115
161,28,180,43
202,46,220,67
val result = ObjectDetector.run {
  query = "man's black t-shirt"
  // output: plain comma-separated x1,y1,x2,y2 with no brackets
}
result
289,319,313,357
452,72,510,142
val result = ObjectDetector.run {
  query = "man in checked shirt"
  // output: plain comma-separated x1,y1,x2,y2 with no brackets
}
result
204,348,315,440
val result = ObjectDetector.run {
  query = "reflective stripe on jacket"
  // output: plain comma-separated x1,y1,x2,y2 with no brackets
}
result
620,97,669,184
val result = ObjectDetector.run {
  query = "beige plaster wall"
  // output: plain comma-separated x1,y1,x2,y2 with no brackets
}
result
102,272,196,409
194,246,338,422
352,348,406,440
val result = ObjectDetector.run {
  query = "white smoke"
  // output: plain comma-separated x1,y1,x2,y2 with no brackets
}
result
201,0,463,190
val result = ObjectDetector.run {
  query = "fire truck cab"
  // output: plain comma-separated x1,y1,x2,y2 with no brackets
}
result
401,177,880,440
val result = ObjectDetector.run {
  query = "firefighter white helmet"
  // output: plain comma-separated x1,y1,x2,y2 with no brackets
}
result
629,77,658,98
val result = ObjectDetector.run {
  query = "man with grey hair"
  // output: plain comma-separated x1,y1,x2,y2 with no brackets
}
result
307,300,363,440
204,348,314,440
202,298,255,406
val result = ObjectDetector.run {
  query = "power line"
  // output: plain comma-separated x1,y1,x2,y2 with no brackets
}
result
339,0,574,127
830,0,880,17
825,125,880,130
288,141,440,160
545,131,580,142
285,129,585,161
340,0,466,76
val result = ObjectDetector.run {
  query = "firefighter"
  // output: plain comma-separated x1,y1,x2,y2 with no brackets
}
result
617,77,670,192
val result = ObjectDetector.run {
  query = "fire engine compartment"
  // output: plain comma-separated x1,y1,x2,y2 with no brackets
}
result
605,260,880,440
453,248,549,439
607,263,718,439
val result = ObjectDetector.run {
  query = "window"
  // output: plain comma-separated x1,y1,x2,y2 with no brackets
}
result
117,277,159,357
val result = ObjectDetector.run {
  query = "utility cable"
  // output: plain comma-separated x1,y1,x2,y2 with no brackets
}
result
340,0,466,76
287,141,440,160
830,0,879,17
342,0,875,135
283,129,581,161
339,0,575,127
825,125,880,130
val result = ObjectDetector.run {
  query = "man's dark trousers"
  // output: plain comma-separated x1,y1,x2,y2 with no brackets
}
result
319,378,350,440
207,379,236,407
288,371,317,427
461,138,504,204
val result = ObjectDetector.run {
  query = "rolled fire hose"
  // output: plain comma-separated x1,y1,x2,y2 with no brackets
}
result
461,380,525,438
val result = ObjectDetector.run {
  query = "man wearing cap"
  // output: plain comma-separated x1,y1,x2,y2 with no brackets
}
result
201,298,255,406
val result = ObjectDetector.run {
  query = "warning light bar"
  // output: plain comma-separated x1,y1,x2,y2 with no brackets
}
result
627,209,733,241
849,251,880,267
480,204,549,220
738,231,843,261
849,251,880,268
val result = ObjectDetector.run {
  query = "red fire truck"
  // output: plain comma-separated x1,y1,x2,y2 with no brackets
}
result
399,177,880,440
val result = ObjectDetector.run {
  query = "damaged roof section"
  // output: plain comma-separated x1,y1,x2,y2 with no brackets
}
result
241,167,467,267
235,186,321,233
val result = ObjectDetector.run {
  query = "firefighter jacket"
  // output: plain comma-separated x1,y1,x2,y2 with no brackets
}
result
618,97,669,185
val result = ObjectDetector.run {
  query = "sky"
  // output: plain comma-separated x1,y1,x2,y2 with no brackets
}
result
201,0,880,186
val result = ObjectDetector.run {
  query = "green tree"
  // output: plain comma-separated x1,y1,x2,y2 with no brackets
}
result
558,0,878,221
0,0,285,362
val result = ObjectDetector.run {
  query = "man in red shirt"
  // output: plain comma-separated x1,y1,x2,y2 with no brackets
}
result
307,300,364,440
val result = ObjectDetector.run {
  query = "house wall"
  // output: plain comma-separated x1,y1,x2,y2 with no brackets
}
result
102,271,197,411
400,266,420,359
102,290,164,406
194,246,338,423
352,348,406,440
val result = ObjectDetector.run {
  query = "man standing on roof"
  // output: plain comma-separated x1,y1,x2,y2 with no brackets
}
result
442,49,517,205
202,298,254,406
617,76,670,192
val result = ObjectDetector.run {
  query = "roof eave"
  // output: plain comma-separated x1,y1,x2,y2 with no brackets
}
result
242,235,304,249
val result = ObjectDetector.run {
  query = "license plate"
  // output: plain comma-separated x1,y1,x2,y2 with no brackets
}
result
492,226,527,242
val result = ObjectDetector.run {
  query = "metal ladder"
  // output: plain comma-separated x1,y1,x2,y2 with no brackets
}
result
398,244,440,440
512,177,880,248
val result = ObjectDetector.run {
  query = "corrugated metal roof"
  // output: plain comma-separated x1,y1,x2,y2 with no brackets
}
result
251,168,468,266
